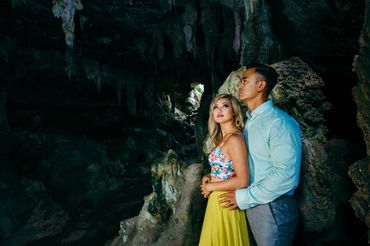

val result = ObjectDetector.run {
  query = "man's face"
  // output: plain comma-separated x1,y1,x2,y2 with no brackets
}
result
239,68,262,103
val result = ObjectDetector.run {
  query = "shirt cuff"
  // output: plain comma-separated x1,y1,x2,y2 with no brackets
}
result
236,188,251,210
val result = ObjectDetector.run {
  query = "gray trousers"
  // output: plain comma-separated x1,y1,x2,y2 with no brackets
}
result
246,195,298,246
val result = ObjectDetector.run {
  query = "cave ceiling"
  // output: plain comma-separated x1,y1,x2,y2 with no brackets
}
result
0,0,365,111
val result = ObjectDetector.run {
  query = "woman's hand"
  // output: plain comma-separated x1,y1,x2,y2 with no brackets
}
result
201,183,212,198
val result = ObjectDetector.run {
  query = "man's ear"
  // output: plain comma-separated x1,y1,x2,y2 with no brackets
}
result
257,80,267,92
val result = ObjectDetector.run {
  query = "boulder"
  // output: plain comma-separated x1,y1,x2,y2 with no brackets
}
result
112,150,204,246
219,57,335,231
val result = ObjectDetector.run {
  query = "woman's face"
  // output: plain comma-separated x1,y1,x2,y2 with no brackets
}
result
212,98,234,124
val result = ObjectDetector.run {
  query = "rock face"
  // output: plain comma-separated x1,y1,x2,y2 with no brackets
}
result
0,0,368,245
113,150,204,246
0,178,69,246
0,89,9,131
0,121,189,245
271,58,336,232
218,57,335,232
350,0,370,242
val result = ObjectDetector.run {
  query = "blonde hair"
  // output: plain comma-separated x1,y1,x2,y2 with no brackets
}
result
208,94,244,149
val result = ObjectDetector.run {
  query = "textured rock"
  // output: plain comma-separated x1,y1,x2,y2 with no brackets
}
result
349,157,370,238
351,0,370,241
270,58,331,141
218,66,246,96
0,178,69,245
0,130,159,245
114,150,204,246
0,0,367,244
353,1,370,157
219,57,335,231
0,89,9,131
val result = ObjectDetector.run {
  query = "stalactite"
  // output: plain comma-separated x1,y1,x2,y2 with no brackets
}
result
82,59,103,92
200,2,218,71
144,80,154,107
81,59,115,93
153,30,165,61
233,8,241,53
80,58,141,114
52,0,83,48
64,48,78,79
170,21,184,58
168,0,173,11
257,0,275,63
240,0,278,65
117,80,123,105
132,39,143,60
183,25,193,52
243,0,260,21
11,0,44,10
0,89,9,131
97,37,112,46
79,15,88,30
182,3,199,56
126,87,136,115
11,0,26,8
0,36,15,63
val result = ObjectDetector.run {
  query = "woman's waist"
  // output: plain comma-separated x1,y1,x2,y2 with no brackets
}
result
211,172,235,181
211,177,225,183
209,190,229,196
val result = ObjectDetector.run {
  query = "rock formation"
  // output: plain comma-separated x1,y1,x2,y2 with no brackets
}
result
0,0,368,245
218,57,335,232
350,0,370,242
112,150,204,246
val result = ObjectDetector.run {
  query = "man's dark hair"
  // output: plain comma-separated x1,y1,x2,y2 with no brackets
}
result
246,63,278,96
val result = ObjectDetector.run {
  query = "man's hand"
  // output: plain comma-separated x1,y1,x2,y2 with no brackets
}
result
218,191,238,210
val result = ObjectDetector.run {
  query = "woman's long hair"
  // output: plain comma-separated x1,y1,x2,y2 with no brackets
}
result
208,94,244,149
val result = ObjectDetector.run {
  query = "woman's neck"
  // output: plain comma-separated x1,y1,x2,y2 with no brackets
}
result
220,123,239,137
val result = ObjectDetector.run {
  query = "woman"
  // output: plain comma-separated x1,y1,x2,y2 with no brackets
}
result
199,94,250,246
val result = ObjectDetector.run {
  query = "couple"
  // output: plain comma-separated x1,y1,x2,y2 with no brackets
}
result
199,64,302,246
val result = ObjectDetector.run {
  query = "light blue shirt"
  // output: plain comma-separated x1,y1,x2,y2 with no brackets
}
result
236,100,302,210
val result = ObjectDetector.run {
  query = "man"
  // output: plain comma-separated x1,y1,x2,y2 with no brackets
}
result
220,64,302,245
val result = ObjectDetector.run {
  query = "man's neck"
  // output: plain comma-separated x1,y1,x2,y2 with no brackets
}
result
246,97,267,112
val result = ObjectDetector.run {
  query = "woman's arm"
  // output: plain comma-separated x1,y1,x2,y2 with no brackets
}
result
205,135,249,191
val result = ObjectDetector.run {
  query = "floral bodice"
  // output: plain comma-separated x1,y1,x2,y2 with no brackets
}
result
208,146,235,180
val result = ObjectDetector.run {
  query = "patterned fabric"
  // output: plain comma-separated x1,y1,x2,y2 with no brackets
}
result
209,146,235,180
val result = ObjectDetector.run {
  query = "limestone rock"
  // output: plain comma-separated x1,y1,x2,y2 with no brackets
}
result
348,157,370,242
219,57,335,231
271,58,335,231
351,0,370,242
218,66,245,96
0,178,69,245
113,150,204,246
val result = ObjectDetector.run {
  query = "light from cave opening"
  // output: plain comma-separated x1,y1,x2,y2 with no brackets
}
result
186,82,204,114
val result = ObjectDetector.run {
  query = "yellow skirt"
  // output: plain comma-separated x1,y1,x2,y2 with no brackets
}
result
199,191,250,246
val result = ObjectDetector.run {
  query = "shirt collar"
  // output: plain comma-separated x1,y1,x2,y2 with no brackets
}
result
246,100,273,119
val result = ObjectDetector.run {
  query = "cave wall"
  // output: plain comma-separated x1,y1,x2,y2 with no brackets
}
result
350,0,370,242
0,0,369,245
